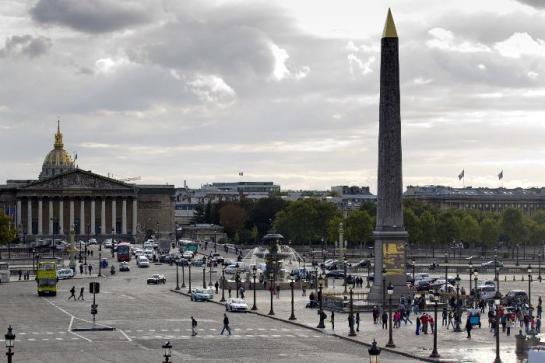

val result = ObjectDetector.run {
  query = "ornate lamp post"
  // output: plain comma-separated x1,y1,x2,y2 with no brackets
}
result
454,274,462,332
343,255,348,293
473,270,479,308
430,292,440,358
366,263,371,288
181,261,186,288
162,341,172,363
386,282,395,347
209,261,213,287
468,259,473,296
220,263,226,302
317,275,325,328
252,266,257,310
175,259,180,290
368,339,381,363
202,257,207,289
528,264,533,311
539,253,542,282
444,253,448,302
289,278,296,320
235,263,240,298
111,228,115,258
348,288,356,336
187,262,192,294
411,258,416,283
516,243,520,266
494,291,502,363
5,325,15,363
268,276,275,315
85,224,89,266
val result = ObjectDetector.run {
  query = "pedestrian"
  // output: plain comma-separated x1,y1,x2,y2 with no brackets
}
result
78,287,84,300
465,317,472,338
228,288,232,298
442,307,448,326
538,304,542,319
91,250,94,257
68,286,76,300
416,316,421,335
302,286,306,297
422,313,428,334
507,315,513,336
537,317,541,334
18,270,22,280
356,312,360,332
191,316,198,336
276,285,280,299
79,264,84,275
447,311,453,330
372,306,379,324
331,311,335,330
381,311,388,329
220,313,231,335
88,264,92,275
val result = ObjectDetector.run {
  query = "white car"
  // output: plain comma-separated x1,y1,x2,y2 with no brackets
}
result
182,251,194,259
224,264,239,274
225,298,248,312
133,248,143,257
57,268,74,280
88,238,97,245
137,256,150,268
144,241,154,249
144,249,154,259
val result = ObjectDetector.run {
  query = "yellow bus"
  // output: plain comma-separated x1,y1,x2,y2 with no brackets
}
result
36,261,58,296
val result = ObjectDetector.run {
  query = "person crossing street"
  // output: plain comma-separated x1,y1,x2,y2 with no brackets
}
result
191,316,198,336
77,287,84,300
68,286,76,300
220,313,231,335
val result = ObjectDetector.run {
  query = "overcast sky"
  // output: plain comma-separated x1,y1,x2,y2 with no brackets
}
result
1,0,545,192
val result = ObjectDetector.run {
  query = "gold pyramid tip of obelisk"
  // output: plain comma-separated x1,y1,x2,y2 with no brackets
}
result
382,8,398,38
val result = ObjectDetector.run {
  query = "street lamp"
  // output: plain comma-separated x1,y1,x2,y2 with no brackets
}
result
454,274,462,332
289,278,296,320
411,258,416,282
220,263,226,302
162,341,172,363
5,325,15,363
430,293,440,358
202,257,207,289
494,291,502,363
175,259,180,290
187,262,192,294
468,259,473,295
344,255,348,294
181,262,186,288
235,263,240,298
209,261,213,287
539,253,542,282
348,288,356,336
317,275,325,328
528,264,533,311
386,282,395,347
368,339,381,363
473,270,479,308
111,228,115,258
516,243,520,266
268,276,274,315
444,253,448,302
252,265,258,311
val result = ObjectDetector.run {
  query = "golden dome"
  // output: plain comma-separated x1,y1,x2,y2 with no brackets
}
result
39,121,75,179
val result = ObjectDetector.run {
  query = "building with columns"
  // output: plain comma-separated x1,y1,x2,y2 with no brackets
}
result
0,125,174,242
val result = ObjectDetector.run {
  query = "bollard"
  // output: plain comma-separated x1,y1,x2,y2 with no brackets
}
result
513,275,516,281
522,276,525,281
505,276,507,281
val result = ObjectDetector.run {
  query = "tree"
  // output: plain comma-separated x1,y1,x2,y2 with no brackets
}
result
191,204,206,224
501,208,526,245
460,214,480,244
218,203,248,239
480,218,500,248
404,208,421,245
0,212,15,246
247,198,287,238
345,210,373,249
251,225,259,243
436,212,461,245
420,211,436,247
327,215,344,244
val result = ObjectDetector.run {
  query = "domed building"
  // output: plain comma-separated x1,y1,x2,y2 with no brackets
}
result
0,123,174,242
39,122,75,179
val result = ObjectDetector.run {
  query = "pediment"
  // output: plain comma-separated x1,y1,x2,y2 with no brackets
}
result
21,170,134,191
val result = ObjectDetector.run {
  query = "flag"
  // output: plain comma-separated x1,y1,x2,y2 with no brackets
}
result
498,170,503,180
458,169,464,180
238,171,243,176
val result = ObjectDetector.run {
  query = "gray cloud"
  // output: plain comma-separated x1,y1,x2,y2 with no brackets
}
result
30,0,156,33
0,34,52,58
516,0,545,8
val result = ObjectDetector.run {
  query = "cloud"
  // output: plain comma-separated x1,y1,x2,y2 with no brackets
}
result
495,32,545,58
30,0,156,33
0,34,51,58
516,0,545,9
426,27,491,53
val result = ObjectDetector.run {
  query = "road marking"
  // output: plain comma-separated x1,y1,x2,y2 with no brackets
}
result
118,329,133,342
148,329,155,332
272,334,281,337
137,329,143,332
246,328,253,331
246,334,254,338
28,338,36,341
56,338,63,341
161,329,168,332
125,330,132,333
20,332,27,335
42,338,49,341
173,329,180,332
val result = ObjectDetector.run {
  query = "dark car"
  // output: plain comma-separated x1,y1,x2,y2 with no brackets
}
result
357,259,370,268
502,290,528,306
415,280,431,291
175,258,189,266
159,255,174,264
325,270,345,279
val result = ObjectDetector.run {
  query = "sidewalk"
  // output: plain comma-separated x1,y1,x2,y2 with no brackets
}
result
172,286,520,362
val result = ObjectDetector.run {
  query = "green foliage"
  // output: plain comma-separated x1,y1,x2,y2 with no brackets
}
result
218,203,248,238
460,214,480,243
480,218,500,247
419,211,436,246
345,210,373,247
501,208,526,244
404,208,422,245
0,212,15,244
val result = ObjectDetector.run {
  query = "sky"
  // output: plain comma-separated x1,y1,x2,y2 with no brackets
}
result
1,0,545,192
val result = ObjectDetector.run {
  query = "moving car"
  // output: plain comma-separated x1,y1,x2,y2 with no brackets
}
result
182,251,194,259
191,288,214,301
147,274,166,284
225,298,248,312
88,238,97,245
481,260,504,268
137,256,150,268
119,262,130,272
502,290,529,306
57,268,74,280
325,270,345,279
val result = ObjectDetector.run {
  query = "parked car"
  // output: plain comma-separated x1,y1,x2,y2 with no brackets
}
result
137,256,150,268
88,238,97,245
224,264,239,274
414,280,431,291
225,298,248,312
103,240,113,249
147,274,166,284
502,290,529,306
191,288,214,301
357,259,370,268
325,270,345,279
119,262,130,272
57,268,74,280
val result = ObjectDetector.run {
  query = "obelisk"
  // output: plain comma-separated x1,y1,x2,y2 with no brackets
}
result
369,9,409,303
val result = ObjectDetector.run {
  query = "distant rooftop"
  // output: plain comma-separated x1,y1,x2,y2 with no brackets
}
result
405,185,545,197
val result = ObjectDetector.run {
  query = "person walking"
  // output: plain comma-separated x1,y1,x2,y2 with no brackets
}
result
191,316,198,336
220,313,231,335
215,281,219,294
381,310,388,329
415,316,421,335
442,307,448,326
447,310,454,330
356,312,360,332
276,285,280,299
538,303,542,319
18,270,22,280
330,310,335,330
68,286,76,300
465,317,472,338
88,264,92,275
79,264,84,275
77,287,84,300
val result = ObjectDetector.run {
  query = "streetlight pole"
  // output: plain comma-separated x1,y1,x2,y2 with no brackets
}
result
454,274,462,332
252,266,258,310
181,263,186,288
494,291,502,363
268,277,274,315
202,257,207,289
317,278,325,328
4,325,15,363
539,254,542,282
85,224,89,266
386,283,395,348
289,279,296,320
175,260,180,290
430,294,440,358
187,263,192,294
516,244,520,266
468,260,473,296
473,271,479,308
348,288,356,336
412,258,416,283
209,263,213,287
220,264,226,302
344,255,348,294
444,253,448,302
528,264,533,312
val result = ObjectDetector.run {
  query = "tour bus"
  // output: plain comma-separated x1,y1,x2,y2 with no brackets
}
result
116,242,132,262
0,262,9,283
180,240,199,254
36,260,58,296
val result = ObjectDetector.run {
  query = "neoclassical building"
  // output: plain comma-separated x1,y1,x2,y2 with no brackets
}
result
0,125,174,242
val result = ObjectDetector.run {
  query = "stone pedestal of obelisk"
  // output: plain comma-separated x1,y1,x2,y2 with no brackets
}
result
368,9,409,305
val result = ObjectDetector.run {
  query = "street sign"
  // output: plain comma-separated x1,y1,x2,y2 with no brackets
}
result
89,282,100,294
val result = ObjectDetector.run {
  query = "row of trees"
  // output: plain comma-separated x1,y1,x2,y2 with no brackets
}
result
193,196,545,248
0,211,16,245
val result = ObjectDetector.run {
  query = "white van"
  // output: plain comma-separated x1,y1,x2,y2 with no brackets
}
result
57,268,74,280
137,256,150,268
477,285,496,300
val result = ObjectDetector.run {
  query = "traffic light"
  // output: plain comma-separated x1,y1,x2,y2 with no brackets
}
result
89,282,100,294
91,304,98,315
